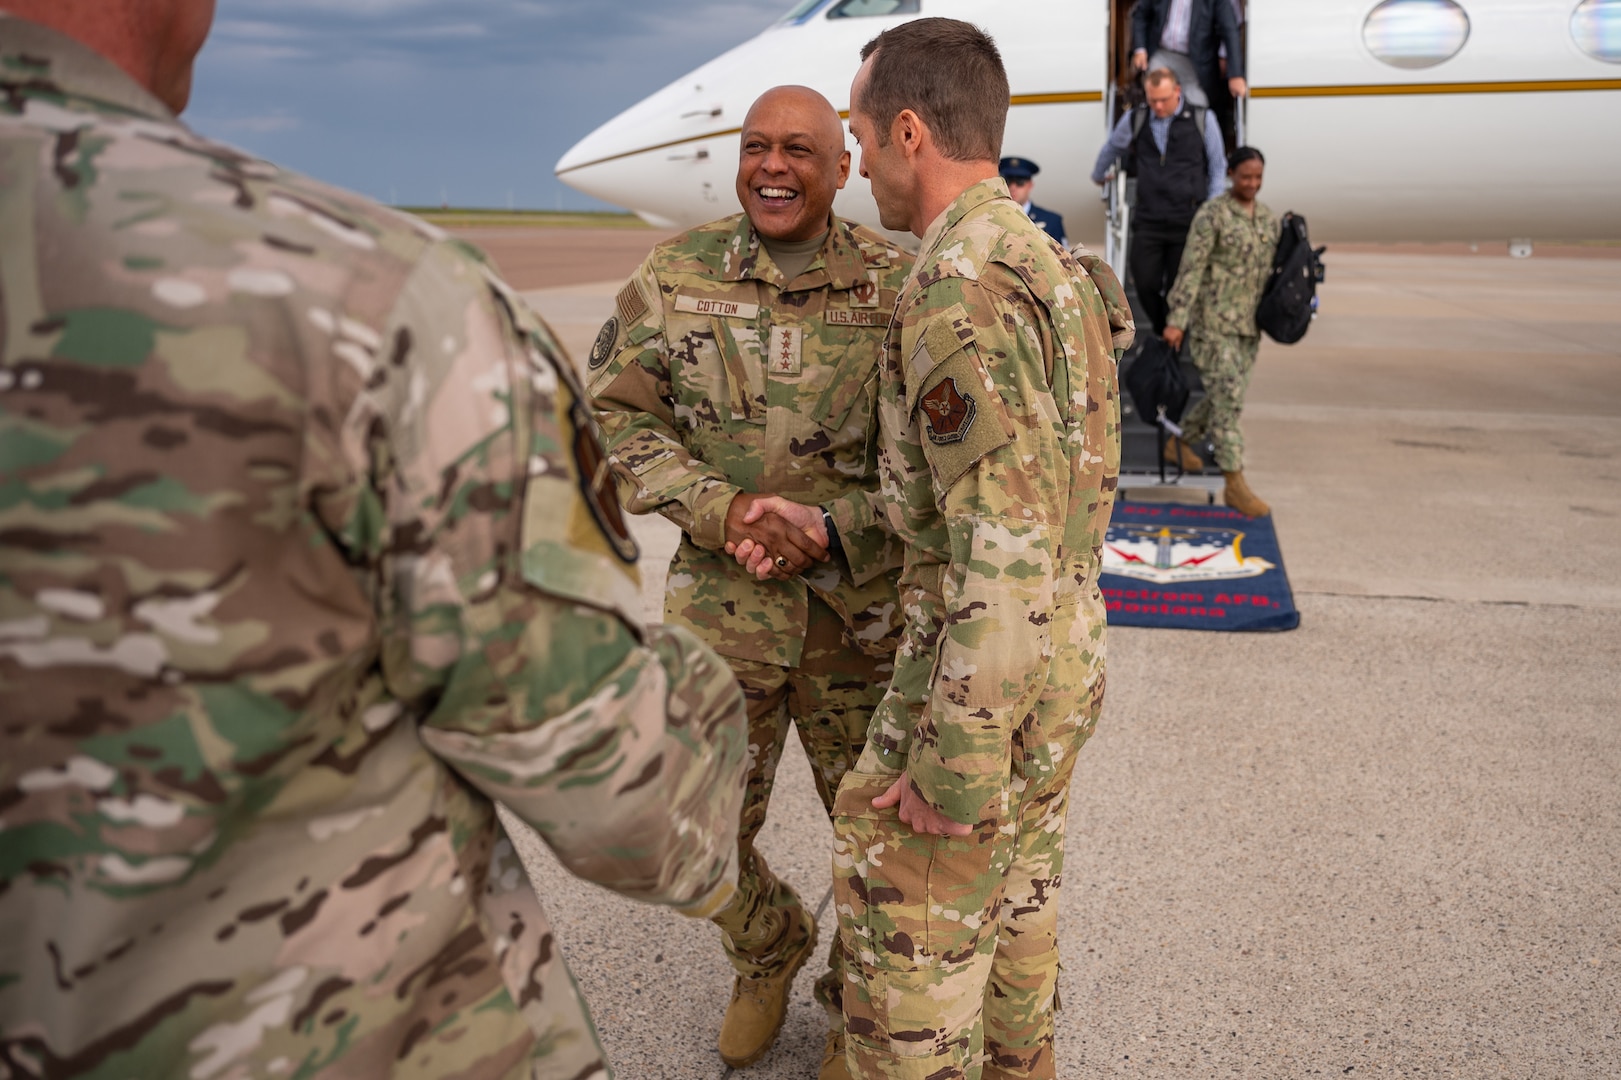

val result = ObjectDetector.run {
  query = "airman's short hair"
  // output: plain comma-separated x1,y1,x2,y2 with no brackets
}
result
857,17,1007,163
1145,67,1182,88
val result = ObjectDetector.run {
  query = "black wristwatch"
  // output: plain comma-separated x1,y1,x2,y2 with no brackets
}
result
821,508,844,560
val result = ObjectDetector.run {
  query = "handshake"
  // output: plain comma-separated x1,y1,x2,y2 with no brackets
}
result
723,492,831,581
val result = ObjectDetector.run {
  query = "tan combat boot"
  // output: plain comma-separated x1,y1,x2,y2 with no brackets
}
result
819,1027,853,1080
1163,437,1203,473
718,910,818,1068
1222,470,1271,517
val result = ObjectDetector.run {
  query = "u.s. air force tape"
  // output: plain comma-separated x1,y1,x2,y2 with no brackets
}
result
588,315,618,369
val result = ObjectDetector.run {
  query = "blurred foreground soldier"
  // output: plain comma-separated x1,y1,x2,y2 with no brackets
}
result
997,156,1066,247
588,86,911,1074
1092,67,1226,339
836,17,1122,1080
1164,147,1278,516
0,3,749,1078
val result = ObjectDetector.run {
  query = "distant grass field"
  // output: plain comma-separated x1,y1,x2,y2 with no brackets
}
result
399,207,649,230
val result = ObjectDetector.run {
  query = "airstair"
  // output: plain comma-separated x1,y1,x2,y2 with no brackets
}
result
1101,11,1257,502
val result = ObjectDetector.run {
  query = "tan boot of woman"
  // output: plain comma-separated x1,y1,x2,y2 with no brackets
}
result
1222,471,1271,517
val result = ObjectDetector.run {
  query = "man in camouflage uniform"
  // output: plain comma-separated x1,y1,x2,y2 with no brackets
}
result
832,18,1124,1079
588,86,911,1075
0,5,748,1078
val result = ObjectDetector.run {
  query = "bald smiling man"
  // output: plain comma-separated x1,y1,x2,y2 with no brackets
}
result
587,87,913,1078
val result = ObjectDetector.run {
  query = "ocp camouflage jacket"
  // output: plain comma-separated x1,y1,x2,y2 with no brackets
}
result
868,179,1124,824
589,214,912,668
0,18,746,1079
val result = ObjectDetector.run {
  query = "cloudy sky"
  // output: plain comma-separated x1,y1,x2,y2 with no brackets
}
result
190,0,791,211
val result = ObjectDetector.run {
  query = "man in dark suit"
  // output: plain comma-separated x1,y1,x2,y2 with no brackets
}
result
1131,0,1246,110
999,156,1067,247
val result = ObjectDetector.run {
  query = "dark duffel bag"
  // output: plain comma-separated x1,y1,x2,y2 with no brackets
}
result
1123,332,1190,434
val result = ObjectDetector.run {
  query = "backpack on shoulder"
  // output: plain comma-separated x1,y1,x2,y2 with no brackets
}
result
1256,211,1326,344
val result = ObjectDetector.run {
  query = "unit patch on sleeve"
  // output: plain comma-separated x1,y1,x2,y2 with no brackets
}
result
570,399,640,562
909,321,1014,491
588,315,619,369
920,375,976,444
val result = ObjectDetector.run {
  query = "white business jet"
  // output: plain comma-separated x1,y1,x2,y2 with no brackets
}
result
555,0,1621,251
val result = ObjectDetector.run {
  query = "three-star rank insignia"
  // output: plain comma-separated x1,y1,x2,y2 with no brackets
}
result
920,376,976,444
588,316,618,369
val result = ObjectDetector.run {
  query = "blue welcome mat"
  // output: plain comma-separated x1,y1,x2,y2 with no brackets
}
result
1101,501,1300,631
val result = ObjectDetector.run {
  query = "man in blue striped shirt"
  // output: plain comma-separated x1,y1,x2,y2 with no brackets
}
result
1092,68,1228,335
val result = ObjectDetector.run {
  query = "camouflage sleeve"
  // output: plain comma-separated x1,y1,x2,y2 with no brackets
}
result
1165,202,1218,333
865,542,947,766
897,280,1071,824
587,257,740,550
823,427,902,588
1070,244,1136,359
823,485,878,544
347,242,747,916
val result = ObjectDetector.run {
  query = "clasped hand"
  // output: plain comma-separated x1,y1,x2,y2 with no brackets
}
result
873,772,974,837
723,493,829,581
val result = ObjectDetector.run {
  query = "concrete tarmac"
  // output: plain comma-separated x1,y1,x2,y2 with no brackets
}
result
482,233,1620,1079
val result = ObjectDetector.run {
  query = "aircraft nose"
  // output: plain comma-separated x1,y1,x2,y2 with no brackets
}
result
554,120,627,179
555,79,733,227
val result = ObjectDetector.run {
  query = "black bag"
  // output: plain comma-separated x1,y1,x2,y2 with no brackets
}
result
1124,333,1190,434
1256,211,1326,344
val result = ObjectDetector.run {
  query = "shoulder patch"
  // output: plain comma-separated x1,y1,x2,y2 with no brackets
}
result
920,376,977,444
615,280,648,324
570,399,639,563
911,342,1014,492
588,315,618,370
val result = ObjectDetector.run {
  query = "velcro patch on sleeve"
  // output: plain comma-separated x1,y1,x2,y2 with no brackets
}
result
587,280,660,396
615,280,649,325
911,335,1013,493
587,315,619,371
907,302,978,388
568,399,640,564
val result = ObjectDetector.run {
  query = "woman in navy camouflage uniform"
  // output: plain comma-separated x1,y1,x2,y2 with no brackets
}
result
1164,146,1279,516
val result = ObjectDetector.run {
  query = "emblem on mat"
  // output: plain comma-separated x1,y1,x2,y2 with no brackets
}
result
1102,524,1274,585
588,316,618,369
920,376,975,444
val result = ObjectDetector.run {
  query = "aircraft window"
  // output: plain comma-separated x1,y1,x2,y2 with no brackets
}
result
1362,0,1470,68
780,0,830,22
1571,0,1621,62
827,0,922,18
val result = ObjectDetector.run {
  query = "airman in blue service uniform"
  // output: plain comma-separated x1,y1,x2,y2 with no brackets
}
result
999,156,1067,247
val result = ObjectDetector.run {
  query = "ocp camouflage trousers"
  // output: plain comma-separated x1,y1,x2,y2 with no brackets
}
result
709,596,890,1014
1180,331,1260,473
831,755,1078,1080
